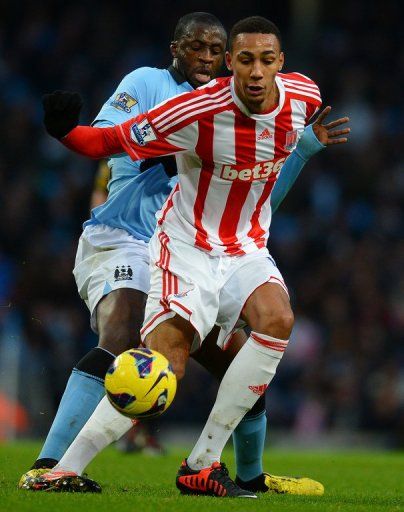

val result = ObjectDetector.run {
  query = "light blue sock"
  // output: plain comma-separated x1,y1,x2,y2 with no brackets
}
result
233,411,267,481
38,369,105,461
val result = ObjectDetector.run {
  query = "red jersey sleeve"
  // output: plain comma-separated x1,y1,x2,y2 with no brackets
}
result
115,112,191,161
62,79,230,161
62,125,123,159
62,110,192,161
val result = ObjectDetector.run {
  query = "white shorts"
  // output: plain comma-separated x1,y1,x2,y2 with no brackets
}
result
141,228,288,352
73,224,150,332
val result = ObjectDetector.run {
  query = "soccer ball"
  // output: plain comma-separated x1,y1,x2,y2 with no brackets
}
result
105,348,177,419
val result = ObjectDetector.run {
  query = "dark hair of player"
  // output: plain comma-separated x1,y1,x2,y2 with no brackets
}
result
229,16,282,50
173,12,227,40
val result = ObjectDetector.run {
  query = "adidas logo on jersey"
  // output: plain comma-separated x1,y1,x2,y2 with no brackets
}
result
257,128,273,141
248,384,268,395
220,157,286,182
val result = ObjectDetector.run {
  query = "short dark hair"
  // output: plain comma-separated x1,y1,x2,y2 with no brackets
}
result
229,16,282,50
173,12,226,41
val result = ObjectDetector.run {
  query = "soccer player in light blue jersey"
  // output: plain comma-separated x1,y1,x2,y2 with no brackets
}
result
19,12,346,495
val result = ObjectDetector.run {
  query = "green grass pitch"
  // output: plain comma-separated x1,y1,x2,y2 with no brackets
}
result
0,442,402,512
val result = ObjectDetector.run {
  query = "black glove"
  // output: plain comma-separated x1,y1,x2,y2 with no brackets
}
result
42,90,83,139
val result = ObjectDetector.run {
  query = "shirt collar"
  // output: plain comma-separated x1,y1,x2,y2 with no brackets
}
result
168,65,189,86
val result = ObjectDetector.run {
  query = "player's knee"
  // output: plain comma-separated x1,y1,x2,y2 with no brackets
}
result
159,344,188,381
144,315,194,381
279,309,294,337
99,328,137,355
98,303,143,354
171,360,186,381
255,308,294,340
96,290,147,353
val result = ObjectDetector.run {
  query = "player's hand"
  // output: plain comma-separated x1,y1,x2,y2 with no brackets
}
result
42,90,83,139
312,106,350,145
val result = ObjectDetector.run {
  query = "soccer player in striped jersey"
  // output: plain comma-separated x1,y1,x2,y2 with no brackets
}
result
21,13,327,496
34,16,349,498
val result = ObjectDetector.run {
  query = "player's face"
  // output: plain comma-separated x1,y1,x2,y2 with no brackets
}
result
226,33,284,114
171,24,226,88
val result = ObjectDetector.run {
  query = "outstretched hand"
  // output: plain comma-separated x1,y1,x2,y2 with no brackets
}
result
42,90,83,139
312,106,350,146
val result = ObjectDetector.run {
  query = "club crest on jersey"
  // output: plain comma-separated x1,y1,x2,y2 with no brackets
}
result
284,129,299,151
114,265,133,281
111,92,137,113
220,157,286,182
131,119,157,146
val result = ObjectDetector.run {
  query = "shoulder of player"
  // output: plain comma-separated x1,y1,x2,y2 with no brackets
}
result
278,71,319,87
123,66,167,86
278,72,321,105
148,76,232,127
119,67,171,110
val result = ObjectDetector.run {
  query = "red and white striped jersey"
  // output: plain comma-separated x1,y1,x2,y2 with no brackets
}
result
116,72,321,255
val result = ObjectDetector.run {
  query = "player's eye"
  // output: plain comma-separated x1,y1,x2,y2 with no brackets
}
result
191,44,202,51
211,46,222,55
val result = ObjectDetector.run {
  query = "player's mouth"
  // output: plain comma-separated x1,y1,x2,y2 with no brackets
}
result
194,68,212,84
246,84,264,96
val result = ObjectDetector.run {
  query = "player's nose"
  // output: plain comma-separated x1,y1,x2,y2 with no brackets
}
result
250,69,264,80
198,48,214,63
250,61,264,79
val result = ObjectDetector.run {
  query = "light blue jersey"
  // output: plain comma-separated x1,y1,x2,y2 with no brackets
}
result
85,66,323,242
84,66,192,241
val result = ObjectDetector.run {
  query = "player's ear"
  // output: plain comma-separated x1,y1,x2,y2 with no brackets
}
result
278,52,285,71
170,41,178,58
225,51,232,71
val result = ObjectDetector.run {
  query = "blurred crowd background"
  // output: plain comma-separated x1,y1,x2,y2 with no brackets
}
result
0,0,403,447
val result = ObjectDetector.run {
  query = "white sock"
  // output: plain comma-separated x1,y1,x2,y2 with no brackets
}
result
187,332,288,470
53,396,133,475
